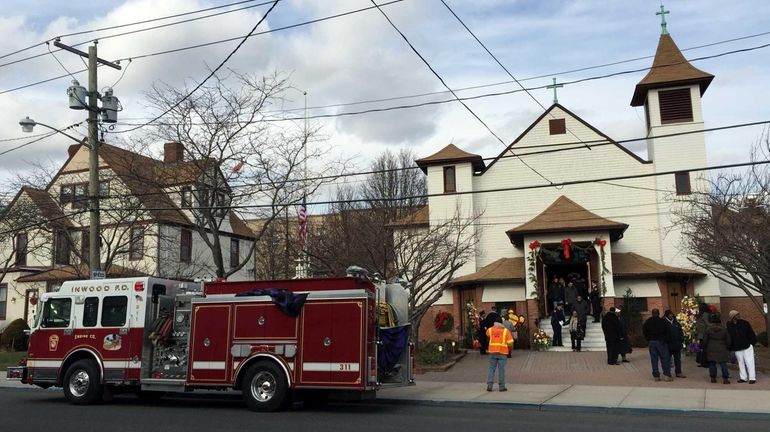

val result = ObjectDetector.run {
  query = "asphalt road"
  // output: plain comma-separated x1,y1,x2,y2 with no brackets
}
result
2,387,769,432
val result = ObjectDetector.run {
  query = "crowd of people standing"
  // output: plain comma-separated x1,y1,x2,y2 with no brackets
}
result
548,273,603,352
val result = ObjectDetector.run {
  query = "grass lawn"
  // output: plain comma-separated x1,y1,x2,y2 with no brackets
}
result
0,351,27,371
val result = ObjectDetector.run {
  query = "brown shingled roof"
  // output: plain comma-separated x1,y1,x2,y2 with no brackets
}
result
611,252,705,279
506,196,628,245
387,206,429,228
415,143,485,173
449,257,525,286
631,34,714,106
16,264,146,282
21,186,73,228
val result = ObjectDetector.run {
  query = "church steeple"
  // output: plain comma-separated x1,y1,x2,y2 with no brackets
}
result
630,8,714,107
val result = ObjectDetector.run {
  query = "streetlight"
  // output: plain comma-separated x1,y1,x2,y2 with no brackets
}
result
19,117,83,143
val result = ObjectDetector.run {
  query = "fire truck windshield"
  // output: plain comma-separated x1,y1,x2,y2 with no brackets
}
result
41,298,72,328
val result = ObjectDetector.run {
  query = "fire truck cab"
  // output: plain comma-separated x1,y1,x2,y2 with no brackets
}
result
9,272,414,411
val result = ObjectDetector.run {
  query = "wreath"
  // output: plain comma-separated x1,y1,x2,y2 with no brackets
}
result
434,312,454,333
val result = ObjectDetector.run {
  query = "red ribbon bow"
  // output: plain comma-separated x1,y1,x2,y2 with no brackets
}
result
595,238,607,248
561,238,572,260
529,240,541,250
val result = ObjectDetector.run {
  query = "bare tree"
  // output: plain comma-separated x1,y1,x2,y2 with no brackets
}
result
392,206,481,343
307,150,426,278
141,71,335,279
676,134,770,344
0,192,52,287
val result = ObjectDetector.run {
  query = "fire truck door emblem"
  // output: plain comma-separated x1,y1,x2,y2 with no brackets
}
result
48,334,59,351
103,334,122,351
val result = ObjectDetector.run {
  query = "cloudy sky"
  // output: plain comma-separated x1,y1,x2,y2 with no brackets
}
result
1,0,769,194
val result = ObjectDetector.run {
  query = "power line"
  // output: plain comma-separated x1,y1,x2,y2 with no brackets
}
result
114,0,283,135
100,41,770,130
369,0,552,185
95,159,770,211
439,0,591,151
0,0,273,68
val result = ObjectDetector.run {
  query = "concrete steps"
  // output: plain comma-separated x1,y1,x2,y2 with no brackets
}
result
539,318,606,352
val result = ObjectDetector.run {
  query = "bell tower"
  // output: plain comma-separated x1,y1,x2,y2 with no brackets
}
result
632,7,715,270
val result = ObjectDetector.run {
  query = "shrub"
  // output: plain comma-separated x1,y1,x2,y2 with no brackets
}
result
415,341,448,365
1,319,30,351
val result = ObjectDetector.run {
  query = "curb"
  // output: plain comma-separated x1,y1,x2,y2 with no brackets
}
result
371,396,770,419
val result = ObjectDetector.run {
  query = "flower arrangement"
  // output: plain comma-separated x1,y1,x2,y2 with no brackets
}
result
433,311,454,333
677,295,699,348
532,328,551,351
465,301,481,348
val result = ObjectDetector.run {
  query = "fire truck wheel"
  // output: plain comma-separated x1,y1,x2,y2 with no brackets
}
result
63,360,104,405
242,361,288,412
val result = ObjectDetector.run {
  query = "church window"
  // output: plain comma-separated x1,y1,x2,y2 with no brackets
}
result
549,118,566,135
659,88,693,124
443,166,456,193
675,171,691,195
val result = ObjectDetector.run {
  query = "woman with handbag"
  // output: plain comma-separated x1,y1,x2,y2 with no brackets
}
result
569,310,584,352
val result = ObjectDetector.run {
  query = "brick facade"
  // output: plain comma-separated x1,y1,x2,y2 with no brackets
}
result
719,297,767,334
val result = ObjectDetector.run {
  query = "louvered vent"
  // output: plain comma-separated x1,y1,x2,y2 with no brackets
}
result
659,88,693,124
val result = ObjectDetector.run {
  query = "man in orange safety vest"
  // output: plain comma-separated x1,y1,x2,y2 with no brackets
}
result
486,316,514,391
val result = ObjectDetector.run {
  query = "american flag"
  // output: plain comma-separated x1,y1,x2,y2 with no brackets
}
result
298,196,307,244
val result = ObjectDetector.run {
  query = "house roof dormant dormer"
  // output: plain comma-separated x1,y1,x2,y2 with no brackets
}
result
415,143,485,174
630,34,714,107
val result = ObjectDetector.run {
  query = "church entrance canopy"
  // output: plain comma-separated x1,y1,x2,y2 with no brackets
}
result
505,195,628,247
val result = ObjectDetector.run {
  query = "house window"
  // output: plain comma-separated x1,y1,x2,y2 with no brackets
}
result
59,184,74,204
675,171,691,195
443,166,456,193
81,230,89,263
16,232,27,266
180,229,192,263
549,118,566,135
101,296,127,327
55,231,71,265
0,284,7,320
82,297,99,327
73,184,88,209
99,181,110,198
659,88,693,124
230,239,240,269
181,186,193,208
129,227,144,260
216,192,228,217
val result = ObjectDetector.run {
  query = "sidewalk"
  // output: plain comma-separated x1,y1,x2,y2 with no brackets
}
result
377,350,770,416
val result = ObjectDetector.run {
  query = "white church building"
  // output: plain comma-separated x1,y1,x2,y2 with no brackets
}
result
402,30,765,343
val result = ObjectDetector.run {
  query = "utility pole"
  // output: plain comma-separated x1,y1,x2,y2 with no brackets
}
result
53,40,121,276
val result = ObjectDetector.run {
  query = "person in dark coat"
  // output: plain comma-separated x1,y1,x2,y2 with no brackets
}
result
726,310,757,383
483,307,501,353
616,308,631,362
703,313,731,384
573,295,590,329
589,281,601,323
564,282,577,316
643,309,672,381
551,303,565,347
601,307,622,365
664,310,686,378
695,303,712,368
550,277,565,313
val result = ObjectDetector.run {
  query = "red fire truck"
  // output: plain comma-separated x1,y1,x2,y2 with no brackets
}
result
7,271,414,411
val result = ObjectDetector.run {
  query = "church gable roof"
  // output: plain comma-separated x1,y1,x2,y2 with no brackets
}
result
448,257,525,286
611,252,705,279
483,104,648,173
506,195,628,245
631,34,714,106
415,143,485,173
